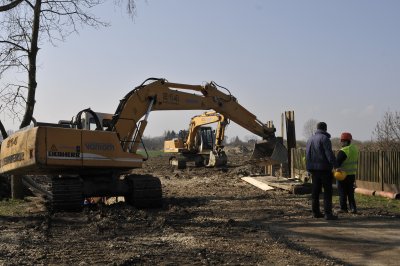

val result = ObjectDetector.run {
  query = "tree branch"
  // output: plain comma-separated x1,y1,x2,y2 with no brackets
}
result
0,0,23,12
0,40,29,52
1,0,138,129
0,118,8,139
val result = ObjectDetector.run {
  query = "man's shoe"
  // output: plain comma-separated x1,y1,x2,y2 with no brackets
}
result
350,209,357,214
312,212,324,218
324,214,338,220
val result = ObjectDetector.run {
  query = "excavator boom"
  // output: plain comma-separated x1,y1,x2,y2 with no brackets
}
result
109,78,276,154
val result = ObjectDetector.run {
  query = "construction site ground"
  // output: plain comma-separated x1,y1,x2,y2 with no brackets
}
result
1,151,399,265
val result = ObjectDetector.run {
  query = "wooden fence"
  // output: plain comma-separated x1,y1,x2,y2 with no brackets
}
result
291,148,400,193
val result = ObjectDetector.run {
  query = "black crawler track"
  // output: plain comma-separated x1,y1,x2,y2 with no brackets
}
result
51,176,83,211
125,175,162,208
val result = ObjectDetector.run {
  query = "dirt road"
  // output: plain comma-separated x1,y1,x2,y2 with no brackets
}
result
0,153,399,265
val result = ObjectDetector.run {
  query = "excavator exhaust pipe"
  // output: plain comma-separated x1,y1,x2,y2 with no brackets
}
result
251,138,288,165
207,150,228,167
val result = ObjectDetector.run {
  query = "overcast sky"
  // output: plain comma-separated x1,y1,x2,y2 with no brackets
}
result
3,0,400,141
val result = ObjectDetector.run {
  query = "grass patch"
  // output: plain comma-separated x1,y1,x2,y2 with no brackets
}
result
333,194,400,213
0,199,29,216
355,194,400,213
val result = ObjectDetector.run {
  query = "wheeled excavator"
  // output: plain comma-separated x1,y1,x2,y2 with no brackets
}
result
164,111,228,169
0,78,287,211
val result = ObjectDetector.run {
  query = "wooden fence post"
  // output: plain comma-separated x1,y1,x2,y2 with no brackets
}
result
285,111,296,178
379,151,384,191
11,175,24,199
291,148,294,179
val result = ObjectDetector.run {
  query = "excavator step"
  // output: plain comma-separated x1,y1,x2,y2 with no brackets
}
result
51,176,83,211
125,175,162,208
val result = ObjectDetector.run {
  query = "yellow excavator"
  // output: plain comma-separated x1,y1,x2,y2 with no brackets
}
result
164,111,228,169
0,78,287,211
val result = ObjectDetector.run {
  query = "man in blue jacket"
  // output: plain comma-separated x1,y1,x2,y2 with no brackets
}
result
306,122,338,220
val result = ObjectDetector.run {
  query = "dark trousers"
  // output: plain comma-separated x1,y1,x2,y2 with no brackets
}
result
311,170,333,215
337,174,356,211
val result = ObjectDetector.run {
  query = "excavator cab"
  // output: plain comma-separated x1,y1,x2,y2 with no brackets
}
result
80,112,113,131
197,127,214,153
196,127,227,167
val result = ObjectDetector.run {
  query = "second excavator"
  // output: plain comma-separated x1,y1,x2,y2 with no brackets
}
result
164,111,228,169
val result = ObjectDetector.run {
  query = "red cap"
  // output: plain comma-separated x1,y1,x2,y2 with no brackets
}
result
340,132,352,141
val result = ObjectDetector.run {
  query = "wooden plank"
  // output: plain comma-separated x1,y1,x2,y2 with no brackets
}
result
253,175,300,191
241,177,275,191
245,175,312,194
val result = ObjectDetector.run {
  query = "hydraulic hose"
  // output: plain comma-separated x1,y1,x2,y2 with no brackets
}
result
74,108,102,130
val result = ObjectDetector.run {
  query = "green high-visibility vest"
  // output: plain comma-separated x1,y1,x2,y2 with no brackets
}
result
340,144,358,175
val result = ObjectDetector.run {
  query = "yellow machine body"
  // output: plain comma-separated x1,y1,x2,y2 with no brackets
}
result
163,138,185,153
0,126,143,175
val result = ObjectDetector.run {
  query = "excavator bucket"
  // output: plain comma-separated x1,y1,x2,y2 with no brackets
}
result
251,139,288,165
207,150,228,167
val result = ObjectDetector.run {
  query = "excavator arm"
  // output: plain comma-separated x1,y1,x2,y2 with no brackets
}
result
109,78,276,154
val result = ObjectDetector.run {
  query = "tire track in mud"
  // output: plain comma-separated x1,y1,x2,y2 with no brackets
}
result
0,215,48,265
43,212,113,265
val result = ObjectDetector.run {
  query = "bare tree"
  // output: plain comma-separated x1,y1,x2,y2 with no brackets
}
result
373,110,400,151
0,0,136,129
303,118,318,140
0,0,137,199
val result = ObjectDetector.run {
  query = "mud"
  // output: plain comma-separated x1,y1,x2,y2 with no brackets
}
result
0,153,398,265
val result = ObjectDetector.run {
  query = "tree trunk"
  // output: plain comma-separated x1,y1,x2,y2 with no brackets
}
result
19,0,42,129
13,1,42,198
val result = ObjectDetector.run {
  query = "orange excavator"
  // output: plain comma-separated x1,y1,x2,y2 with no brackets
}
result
0,78,287,211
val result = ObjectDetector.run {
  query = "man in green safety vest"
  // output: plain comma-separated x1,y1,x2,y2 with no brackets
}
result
336,132,359,214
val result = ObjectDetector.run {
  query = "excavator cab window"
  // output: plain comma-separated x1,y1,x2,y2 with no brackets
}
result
88,117,111,130
199,127,214,151
178,130,189,141
88,117,97,130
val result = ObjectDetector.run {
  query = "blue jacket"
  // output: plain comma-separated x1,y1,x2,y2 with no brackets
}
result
306,129,337,171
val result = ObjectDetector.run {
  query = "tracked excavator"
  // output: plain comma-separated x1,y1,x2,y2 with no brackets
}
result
0,78,287,211
164,111,228,169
